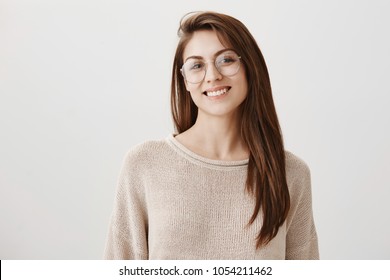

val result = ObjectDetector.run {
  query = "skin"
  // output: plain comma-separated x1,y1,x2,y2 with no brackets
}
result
175,30,250,161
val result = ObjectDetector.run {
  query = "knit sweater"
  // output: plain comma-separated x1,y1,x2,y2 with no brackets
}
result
103,134,319,260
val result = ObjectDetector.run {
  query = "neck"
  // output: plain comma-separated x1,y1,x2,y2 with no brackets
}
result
183,110,249,161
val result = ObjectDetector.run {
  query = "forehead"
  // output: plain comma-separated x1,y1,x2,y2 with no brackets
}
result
183,30,230,60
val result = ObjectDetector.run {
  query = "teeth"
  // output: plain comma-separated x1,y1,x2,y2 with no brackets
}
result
206,88,229,97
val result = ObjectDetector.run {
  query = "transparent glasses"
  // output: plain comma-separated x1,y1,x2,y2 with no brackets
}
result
180,50,241,84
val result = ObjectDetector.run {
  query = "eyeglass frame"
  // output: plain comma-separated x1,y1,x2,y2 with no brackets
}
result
180,49,242,84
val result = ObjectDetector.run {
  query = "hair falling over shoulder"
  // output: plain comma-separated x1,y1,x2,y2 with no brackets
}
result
170,11,290,249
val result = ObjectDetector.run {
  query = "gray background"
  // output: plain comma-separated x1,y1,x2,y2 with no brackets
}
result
1,0,389,259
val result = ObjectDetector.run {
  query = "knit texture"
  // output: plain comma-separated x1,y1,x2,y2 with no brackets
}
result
103,134,319,260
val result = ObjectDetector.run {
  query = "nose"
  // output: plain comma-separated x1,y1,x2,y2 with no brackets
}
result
204,62,222,82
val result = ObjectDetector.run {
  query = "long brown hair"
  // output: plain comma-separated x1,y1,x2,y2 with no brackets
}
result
170,11,290,249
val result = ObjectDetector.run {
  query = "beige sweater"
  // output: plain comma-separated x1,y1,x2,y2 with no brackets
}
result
104,134,319,260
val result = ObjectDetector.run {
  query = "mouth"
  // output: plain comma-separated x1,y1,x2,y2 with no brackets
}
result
203,86,231,97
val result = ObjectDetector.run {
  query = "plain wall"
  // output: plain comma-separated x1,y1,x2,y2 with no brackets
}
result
1,0,389,259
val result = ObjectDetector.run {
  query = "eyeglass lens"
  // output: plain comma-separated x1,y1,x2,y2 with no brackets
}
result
182,51,241,84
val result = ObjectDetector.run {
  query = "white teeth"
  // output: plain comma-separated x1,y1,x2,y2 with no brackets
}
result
206,88,229,97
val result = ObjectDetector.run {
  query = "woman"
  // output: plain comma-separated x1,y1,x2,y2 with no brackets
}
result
104,11,319,260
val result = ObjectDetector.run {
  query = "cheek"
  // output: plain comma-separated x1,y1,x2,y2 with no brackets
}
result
186,83,202,94
240,74,248,94
184,80,190,92
233,74,248,93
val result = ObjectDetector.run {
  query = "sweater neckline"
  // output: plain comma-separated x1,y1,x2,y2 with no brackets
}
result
166,134,249,169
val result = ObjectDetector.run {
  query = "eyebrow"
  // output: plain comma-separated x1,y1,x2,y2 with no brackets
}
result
184,48,236,62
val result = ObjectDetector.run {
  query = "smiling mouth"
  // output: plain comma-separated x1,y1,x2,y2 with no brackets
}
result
203,87,231,97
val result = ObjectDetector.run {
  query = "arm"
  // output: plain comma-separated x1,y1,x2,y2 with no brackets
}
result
103,149,149,259
285,161,319,260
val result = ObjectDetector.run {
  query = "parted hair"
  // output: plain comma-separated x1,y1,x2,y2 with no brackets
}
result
170,11,290,249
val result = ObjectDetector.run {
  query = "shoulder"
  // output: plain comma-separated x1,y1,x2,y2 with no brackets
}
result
284,150,312,195
123,138,168,165
117,138,171,182
285,150,311,179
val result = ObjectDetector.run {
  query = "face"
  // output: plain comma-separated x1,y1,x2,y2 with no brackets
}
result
182,30,248,118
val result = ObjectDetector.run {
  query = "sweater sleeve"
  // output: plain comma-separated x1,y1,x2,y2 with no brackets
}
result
103,149,149,259
285,159,319,260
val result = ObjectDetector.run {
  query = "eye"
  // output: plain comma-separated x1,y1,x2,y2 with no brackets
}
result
186,60,205,72
191,62,204,70
191,63,203,70
221,57,235,63
217,53,239,65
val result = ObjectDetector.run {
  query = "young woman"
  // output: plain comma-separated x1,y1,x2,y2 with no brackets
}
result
104,11,319,260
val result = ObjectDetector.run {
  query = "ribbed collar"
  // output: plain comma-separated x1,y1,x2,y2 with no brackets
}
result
166,134,249,170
